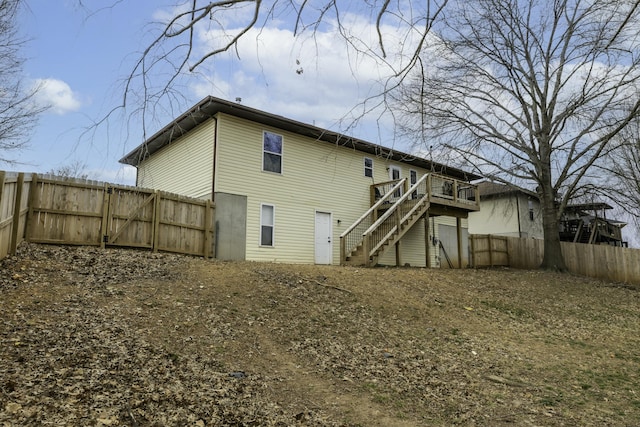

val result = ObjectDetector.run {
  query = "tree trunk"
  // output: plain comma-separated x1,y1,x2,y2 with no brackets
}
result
539,163,568,271
540,202,567,271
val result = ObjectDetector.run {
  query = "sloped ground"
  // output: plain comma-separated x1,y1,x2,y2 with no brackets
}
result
1,243,639,426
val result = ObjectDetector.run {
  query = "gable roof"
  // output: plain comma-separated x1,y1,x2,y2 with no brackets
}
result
477,181,538,199
119,96,482,182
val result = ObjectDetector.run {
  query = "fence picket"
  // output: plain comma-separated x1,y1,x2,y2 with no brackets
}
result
470,234,640,286
0,171,215,261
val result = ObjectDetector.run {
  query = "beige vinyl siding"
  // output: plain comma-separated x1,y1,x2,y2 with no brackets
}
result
136,119,215,199
376,217,468,268
215,114,367,263
215,114,449,264
378,218,430,267
436,216,468,228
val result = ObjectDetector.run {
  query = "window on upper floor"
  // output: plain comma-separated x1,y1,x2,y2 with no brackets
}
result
263,131,283,174
260,203,275,246
364,157,373,177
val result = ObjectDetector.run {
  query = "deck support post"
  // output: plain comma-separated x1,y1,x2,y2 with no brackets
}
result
424,214,430,268
456,217,463,269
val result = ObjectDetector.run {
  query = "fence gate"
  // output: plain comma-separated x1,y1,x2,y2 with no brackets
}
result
26,175,214,258
103,187,157,249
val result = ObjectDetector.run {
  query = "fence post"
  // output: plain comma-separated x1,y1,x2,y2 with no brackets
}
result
100,183,110,248
0,171,5,209
488,234,493,267
152,190,162,253
26,174,39,242
9,173,25,255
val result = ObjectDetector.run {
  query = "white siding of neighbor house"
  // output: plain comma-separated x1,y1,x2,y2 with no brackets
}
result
468,193,544,239
136,119,215,199
214,113,466,265
517,195,544,239
469,196,519,236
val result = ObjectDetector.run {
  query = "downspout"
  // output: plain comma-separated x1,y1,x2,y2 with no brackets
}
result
211,117,218,202
515,194,522,238
212,117,218,259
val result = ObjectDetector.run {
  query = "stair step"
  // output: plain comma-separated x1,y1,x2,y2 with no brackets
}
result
343,197,431,265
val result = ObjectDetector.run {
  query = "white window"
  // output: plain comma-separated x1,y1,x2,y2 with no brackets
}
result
263,131,283,174
389,165,401,181
260,204,275,246
389,166,401,197
410,170,418,198
364,157,373,177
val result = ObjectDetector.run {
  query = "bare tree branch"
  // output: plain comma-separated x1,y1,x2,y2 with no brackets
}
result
396,0,640,270
0,0,48,164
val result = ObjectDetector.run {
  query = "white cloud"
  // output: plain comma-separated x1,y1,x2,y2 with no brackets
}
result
189,13,424,146
88,165,137,185
33,78,83,115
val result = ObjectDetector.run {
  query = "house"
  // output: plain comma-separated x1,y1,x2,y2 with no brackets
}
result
468,181,544,239
119,96,481,267
559,202,627,246
469,181,627,246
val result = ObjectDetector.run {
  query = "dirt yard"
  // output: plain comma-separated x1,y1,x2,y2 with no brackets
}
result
1,243,639,426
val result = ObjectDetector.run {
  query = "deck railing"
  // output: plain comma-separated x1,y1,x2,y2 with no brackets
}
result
593,218,623,242
362,174,430,261
341,173,479,265
340,178,406,263
428,174,479,206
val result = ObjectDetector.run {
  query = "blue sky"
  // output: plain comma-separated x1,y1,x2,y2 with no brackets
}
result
16,2,158,182
12,1,407,184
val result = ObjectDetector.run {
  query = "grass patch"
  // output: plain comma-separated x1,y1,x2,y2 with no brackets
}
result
480,299,532,318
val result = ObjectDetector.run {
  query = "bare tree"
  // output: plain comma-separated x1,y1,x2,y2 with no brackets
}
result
396,0,640,270
47,160,89,180
602,110,640,230
88,0,448,144
0,0,46,163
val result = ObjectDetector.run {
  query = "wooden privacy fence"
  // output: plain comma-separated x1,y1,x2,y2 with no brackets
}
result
0,172,31,260
468,234,509,267
470,234,640,286
0,171,215,260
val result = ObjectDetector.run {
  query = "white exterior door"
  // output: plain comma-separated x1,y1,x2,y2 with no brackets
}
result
315,211,333,264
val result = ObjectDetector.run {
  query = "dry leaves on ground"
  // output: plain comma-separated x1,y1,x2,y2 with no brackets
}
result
1,243,639,426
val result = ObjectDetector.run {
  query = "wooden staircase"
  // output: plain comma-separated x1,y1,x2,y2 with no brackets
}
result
573,221,593,244
341,175,431,267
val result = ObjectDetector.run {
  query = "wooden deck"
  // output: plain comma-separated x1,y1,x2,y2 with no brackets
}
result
340,174,479,266
370,175,479,216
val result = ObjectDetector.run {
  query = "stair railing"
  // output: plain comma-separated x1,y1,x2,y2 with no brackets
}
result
362,174,430,264
340,178,407,263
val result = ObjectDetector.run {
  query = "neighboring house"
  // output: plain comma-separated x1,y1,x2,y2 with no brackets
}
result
559,203,627,247
120,97,481,267
469,181,627,246
468,181,543,239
